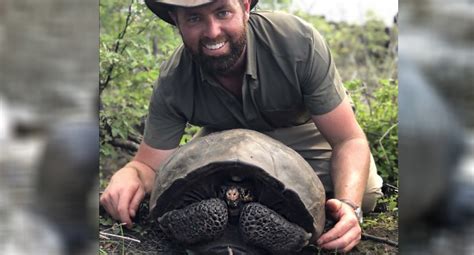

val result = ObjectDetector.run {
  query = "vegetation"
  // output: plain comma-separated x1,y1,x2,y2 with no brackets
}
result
99,0,180,161
100,0,398,253
346,79,398,185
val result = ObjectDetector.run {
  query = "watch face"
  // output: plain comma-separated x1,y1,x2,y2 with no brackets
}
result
355,208,363,224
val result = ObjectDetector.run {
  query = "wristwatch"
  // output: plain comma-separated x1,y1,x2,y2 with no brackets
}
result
338,199,363,224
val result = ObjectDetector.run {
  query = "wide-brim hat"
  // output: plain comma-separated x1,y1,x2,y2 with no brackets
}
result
145,0,259,25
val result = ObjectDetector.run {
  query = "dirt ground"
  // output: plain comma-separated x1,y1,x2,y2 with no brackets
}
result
357,211,398,254
99,199,398,255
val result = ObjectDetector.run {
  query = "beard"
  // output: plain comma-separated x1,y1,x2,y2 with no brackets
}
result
184,23,247,75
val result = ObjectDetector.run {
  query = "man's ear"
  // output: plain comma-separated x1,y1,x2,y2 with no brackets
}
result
243,0,251,21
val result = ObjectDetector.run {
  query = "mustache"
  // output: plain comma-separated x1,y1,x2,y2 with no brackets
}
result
199,35,228,45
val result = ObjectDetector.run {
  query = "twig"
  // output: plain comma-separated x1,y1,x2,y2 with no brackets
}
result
377,123,398,170
362,233,398,247
378,123,398,143
99,232,141,243
384,183,399,193
101,222,128,233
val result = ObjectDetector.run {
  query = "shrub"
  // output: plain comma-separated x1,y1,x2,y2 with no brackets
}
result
345,79,398,185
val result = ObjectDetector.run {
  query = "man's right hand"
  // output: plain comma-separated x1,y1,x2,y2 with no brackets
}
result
100,166,149,228
100,142,175,228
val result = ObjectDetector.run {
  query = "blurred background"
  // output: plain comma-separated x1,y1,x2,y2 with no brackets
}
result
0,0,98,254
0,0,472,254
398,0,473,254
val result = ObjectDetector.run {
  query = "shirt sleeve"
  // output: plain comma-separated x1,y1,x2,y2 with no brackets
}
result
299,27,346,115
143,80,186,150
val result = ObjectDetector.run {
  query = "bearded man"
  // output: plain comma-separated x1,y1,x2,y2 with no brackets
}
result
100,0,383,252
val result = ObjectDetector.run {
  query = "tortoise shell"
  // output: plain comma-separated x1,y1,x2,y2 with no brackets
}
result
149,129,326,240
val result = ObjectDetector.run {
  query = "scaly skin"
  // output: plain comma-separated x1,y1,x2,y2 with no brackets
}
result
158,198,228,245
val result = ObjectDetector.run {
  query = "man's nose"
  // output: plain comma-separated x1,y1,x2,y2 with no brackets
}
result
203,17,222,39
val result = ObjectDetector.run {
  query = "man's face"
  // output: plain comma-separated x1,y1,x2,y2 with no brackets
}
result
172,0,250,74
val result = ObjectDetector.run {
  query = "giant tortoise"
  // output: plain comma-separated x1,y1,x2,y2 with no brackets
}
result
150,129,326,254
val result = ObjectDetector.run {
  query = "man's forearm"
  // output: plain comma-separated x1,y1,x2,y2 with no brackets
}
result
130,142,176,193
330,137,370,206
124,160,156,193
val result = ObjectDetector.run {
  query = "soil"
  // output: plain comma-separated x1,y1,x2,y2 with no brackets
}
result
99,199,398,255
357,212,398,254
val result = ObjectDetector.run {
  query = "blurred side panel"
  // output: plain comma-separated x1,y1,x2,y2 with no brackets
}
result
0,0,99,254
399,0,474,254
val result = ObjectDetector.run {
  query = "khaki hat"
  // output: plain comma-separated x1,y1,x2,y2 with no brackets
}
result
145,0,259,25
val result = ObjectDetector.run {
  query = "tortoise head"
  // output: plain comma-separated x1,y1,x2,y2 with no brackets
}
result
222,185,254,209
225,186,240,208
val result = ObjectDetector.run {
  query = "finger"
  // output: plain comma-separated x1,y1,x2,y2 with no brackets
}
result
117,187,136,228
326,198,342,212
100,192,119,220
129,187,145,218
341,237,361,253
317,217,355,245
325,199,343,218
321,226,360,251
109,191,122,220
320,226,361,251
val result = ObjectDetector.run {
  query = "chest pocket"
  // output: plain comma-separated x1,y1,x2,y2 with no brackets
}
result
255,71,310,127
256,56,304,108
260,103,310,127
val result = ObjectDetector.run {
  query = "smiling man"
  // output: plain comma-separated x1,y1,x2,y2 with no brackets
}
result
100,0,383,253
175,2,248,74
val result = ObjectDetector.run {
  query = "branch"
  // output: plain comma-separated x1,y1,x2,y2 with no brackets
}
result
111,138,139,153
377,123,398,170
99,0,135,95
362,233,398,247
363,82,377,114
128,132,143,145
100,110,141,154
378,123,398,143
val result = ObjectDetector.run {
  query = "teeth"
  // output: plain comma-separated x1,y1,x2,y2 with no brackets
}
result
204,42,225,50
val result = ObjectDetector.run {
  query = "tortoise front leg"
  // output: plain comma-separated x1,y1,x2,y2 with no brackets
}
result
239,202,312,254
158,198,228,245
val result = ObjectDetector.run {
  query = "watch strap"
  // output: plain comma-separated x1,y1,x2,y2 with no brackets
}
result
338,199,358,210
337,199,363,224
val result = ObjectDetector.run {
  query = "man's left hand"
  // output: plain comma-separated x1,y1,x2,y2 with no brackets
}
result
317,199,362,253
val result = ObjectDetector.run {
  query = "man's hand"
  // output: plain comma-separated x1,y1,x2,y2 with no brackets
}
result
100,143,175,228
317,199,362,253
100,167,147,228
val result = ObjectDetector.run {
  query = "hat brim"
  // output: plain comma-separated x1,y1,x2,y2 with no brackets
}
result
145,0,259,25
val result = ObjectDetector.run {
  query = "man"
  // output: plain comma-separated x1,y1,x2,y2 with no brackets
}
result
100,0,383,252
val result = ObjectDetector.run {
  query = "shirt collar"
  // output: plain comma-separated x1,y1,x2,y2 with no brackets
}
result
245,23,258,80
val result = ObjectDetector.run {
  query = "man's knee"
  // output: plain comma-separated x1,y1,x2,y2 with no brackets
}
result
363,155,384,213
362,190,383,213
